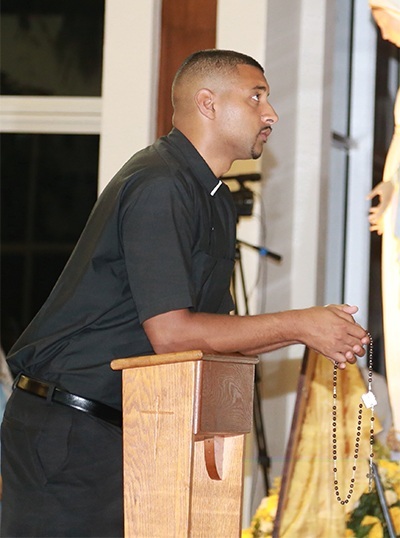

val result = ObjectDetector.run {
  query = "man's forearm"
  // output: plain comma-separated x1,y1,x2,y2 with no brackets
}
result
143,305,369,367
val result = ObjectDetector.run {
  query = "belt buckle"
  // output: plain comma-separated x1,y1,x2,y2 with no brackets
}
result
12,372,22,391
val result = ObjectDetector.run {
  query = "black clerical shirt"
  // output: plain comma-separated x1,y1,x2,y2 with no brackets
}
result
7,129,237,410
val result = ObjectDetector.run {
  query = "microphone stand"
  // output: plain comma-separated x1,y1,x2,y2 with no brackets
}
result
232,239,282,496
236,239,282,262
372,463,397,538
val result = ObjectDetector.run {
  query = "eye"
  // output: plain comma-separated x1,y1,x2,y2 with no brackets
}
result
251,94,261,103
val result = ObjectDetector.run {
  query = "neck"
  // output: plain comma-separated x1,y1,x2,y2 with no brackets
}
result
176,124,233,178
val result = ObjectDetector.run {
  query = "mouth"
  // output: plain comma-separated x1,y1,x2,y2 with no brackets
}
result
259,126,272,142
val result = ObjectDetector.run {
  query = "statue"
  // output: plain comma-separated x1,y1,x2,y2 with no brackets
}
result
367,0,400,455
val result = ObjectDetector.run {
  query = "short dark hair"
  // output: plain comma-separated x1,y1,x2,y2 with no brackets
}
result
172,49,264,93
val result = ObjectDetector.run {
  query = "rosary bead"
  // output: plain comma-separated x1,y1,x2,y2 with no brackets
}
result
332,334,374,504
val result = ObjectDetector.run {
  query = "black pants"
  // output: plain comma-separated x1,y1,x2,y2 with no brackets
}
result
1,389,123,538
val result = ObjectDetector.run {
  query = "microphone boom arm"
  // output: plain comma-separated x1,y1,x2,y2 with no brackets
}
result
237,239,282,262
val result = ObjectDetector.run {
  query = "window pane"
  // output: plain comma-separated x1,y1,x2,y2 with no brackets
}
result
0,0,104,96
1,133,99,352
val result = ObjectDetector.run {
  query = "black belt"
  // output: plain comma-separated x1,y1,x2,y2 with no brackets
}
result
15,374,122,428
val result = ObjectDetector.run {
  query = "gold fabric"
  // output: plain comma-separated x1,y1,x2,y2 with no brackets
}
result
279,355,381,538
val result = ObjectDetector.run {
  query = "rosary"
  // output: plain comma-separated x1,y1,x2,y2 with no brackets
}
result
332,333,376,504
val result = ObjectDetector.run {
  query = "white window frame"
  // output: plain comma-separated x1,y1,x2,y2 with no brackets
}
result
0,1,162,195
0,97,101,134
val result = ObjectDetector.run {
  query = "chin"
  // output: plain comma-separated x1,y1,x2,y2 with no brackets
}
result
250,139,265,160
250,147,263,160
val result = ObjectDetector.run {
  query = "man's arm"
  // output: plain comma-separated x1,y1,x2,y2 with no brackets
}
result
143,304,370,369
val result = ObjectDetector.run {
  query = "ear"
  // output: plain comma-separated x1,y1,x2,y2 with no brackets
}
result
194,88,216,119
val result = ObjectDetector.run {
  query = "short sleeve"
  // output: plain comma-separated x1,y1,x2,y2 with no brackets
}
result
119,175,197,323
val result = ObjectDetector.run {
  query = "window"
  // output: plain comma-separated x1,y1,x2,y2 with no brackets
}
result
1,133,99,352
0,0,104,353
1,0,104,97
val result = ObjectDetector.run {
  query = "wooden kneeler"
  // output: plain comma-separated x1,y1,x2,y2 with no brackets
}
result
111,350,258,538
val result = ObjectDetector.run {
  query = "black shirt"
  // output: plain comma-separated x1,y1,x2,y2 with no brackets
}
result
7,129,237,409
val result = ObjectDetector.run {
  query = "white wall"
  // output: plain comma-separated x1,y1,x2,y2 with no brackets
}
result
98,0,161,192
216,1,270,525
253,0,337,509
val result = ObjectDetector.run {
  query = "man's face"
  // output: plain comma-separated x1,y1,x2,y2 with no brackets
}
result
213,64,278,161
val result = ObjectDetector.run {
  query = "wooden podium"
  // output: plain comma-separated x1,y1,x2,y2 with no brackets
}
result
111,350,258,538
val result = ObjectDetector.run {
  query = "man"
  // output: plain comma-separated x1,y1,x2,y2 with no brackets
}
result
2,50,369,537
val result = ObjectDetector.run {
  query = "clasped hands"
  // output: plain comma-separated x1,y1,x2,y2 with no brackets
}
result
311,304,371,369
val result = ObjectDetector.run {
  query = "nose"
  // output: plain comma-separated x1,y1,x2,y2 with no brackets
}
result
262,102,278,125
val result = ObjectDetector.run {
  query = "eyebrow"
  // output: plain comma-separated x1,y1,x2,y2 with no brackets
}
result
252,85,269,94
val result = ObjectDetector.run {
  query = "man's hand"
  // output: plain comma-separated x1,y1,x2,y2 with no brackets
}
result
299,304,370,369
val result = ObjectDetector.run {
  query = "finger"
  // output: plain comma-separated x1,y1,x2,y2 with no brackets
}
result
368,212,383,223
327,307,357,324
340,304,358,314
325,356,346,369
370,211,383,221
361,334,371,346
352,343,363,355
366,187,379,199
326,304,358,321
345,349,360,363
342,339,368,360
345,326,369,345
343,343,365,362
344,339,365,357
329,351,348,367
